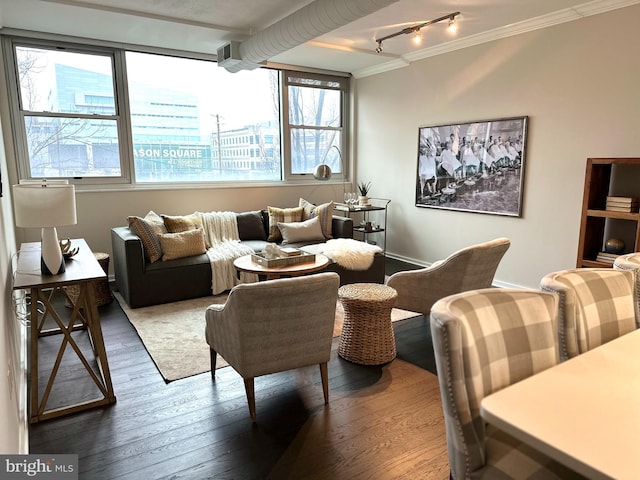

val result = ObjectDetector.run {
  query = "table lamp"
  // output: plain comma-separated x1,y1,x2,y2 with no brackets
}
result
12,180,77,275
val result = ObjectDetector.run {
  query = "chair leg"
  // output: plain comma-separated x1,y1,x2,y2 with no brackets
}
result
319,362,329,404
244,377,256,420
210,349,217,379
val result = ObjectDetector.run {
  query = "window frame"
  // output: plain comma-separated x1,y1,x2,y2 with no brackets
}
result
282,70,349,182
3,37,133,186
2,33,350,189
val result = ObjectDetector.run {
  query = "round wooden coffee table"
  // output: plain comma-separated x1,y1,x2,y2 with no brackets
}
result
233,254,330,281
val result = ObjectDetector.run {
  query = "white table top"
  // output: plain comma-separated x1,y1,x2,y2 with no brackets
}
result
480,329,640,480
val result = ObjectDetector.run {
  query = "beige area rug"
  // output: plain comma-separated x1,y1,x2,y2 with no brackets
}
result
114,292,420,382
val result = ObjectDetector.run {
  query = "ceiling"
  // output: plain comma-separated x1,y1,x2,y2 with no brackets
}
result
0,0,638,77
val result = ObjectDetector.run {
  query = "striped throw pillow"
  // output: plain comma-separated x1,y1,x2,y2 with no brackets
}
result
299,198,334,239
127,211,167,263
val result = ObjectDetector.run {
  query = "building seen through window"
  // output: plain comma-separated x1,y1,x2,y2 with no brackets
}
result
7,39,348,185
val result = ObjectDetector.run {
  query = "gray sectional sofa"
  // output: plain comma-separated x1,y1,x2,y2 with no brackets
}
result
111,210,385,308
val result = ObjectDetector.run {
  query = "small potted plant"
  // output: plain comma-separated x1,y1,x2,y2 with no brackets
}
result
358,181,371,206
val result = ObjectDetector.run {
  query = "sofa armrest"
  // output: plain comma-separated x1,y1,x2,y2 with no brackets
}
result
111,226,146,306
332,215,353,239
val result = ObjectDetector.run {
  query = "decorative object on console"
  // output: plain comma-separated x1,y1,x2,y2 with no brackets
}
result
12,179,77,275
59,238,79,259
416,116,527,217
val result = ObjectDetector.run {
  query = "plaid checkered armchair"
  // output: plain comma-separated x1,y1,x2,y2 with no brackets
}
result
205,272,340,420
614,252,640,313
540,268,639,361
430,288,586,480
386,238,510,317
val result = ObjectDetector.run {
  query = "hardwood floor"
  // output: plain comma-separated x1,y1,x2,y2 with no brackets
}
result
29,259,449,480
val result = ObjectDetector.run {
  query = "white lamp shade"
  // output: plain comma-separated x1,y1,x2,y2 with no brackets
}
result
12,183,77,228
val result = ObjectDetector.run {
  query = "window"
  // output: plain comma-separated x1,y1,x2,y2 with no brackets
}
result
10,42,124,180
126,52,281,182
284,72,348,178
4,35,348,187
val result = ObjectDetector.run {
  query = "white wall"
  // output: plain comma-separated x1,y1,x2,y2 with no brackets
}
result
354,4,640,288
0,113,26,452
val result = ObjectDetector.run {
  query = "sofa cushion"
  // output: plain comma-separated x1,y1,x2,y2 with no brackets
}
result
299,198,334,239
127,211,167,263
278,216,325,245
162,213,202,233
159,228,207,261
267,206,303,242
237,211,267,241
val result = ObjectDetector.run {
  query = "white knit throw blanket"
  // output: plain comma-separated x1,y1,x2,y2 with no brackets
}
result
317,238,382,271
198,211,257,294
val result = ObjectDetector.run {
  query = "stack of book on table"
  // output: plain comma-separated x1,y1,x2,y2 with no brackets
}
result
596,251,620,264
606,196,639,213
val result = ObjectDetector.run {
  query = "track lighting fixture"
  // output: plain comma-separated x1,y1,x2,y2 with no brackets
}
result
374,12,460,53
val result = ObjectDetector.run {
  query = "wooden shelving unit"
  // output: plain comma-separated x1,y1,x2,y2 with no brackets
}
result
577,158,640,268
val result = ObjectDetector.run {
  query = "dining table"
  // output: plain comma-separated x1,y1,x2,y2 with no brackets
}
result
480,328,640,480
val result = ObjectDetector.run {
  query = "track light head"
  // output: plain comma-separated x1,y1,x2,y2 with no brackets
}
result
375,41,383,53
412,28,422,45
447,16,458,33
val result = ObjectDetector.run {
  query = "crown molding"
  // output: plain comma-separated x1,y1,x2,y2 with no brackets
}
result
353,0,640,79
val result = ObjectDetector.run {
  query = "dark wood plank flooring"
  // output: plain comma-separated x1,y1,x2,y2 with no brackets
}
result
29,258,448,480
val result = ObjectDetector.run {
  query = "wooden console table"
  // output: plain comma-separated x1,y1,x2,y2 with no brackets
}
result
14,239,116,423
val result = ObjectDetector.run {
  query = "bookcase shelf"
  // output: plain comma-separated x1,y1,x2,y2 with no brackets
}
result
577,158,640,268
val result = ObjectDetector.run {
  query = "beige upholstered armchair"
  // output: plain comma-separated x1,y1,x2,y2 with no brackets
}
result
205,272,340,420
430,288,585,480
540,268,639,360
386,237,510,316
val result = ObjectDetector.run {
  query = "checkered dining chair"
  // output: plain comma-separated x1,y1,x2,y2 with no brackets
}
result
430,288,586,480
540,268,639,361
386,237,510,317
614,252,640,313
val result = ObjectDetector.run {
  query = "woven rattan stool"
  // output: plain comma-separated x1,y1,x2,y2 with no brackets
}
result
65,252,113,307
338,283,398,365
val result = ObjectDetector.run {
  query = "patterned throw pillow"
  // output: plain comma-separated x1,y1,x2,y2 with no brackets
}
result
127,211,167,263
267,206,303,242
299,198,334,239
158,229,206,261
